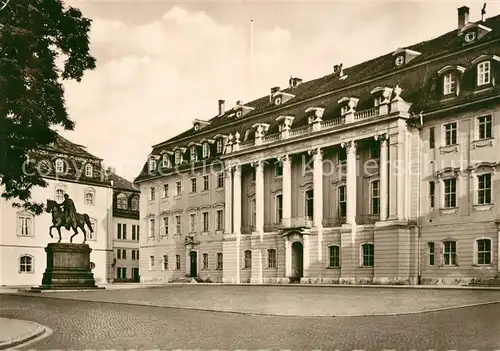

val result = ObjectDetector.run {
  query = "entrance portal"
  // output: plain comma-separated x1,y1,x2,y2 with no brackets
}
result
190,251,197,278
291,241,303,282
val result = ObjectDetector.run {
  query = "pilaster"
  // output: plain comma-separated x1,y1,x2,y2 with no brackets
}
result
281,155,292,222
342,140,357,224
376,133,389,221
253,160,264,238
233,165,242,235
224,167,232,233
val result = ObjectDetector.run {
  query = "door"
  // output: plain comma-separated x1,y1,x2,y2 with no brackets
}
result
190,251,197,277
291,241,303,282
132,268,139,282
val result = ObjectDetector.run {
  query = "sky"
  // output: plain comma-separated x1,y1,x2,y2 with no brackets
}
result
58,0,500,181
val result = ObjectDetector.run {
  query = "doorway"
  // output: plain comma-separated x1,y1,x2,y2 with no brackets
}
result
291,241,303,282
190,251,198,278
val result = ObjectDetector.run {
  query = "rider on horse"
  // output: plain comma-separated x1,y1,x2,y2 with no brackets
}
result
61,194,78,230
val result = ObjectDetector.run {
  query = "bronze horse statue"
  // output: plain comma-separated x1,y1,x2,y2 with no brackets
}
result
46,199,93,243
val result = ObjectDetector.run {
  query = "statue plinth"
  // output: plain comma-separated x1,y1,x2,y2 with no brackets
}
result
30,243,104,291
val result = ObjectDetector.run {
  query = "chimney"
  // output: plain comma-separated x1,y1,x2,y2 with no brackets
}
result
289,77,303,88
218,99,225,116
333,63,343,75
270,86,281,94
236,100,242,106
458,6,469,30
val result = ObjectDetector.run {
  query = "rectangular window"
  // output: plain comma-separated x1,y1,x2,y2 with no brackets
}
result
191,178,197,193
328,246,340,268
203,253,208,270
216,210,223,231
371,180,380,215
176,254,181,270
429,127,435,149
132,225,136,241
443,178,457,208
477,61,491,86
478,173,492,205
428,242,435,266
275,163,283,177
202,143,209,158
362,244,374,267
216,253,223,270
444,122,457,146
117,249,121,260
149,218,155,237
175,216,181,234
275,194,283,223
122,224,127,240
163,184,169,198
132,250,136,260
478,115,492,140
216,139,223,154
443,72,457,95
175,151,181,165
251,199,256,228
190,146,197,161
149,187,155,201
189,214,196,233
477,239,491,265
117,223,122,239
116,267,122,279
244,250,252,269
443,241,457,266
19,216,31,236
203,175,209,191
338,185,347,218
429,181,435,209
268,249,277,268
137,226,140,241
161,155,169,168
202,212,209,232
217,172,224,188
163,217,169,236
149,256,154,270
163,255,168,270
305,189,314,219
176,181,182,196
122,249,127,260
370,145,380,160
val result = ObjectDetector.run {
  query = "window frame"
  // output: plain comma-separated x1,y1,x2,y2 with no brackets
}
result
477,115,493,140
328,245,340,268
85,164,93,177
475,238,492,266
361,243,374,267
217,172,224,188
428,242,435,266
338,185,347,218
443,177,457,209
19,254,34,274
17,211,34,237
162,216,169,236
443,122,457,146
477,173,492,205
162,255,168,270
190,178,197,193
443,72,458,96
477,60,491,87
216,253,223,270
244,250,252,269
203,175,210,191
442,240,457,266
202,211,209,232
267,249,277,268
304,189,314,220
275,193,283,224
370,180,380,216
189,213,196,233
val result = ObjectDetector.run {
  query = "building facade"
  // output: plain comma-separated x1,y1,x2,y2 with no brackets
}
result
0,135,114,286
109,173,141,282
135,6,500,285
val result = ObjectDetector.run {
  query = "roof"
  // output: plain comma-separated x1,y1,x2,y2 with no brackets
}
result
108,172,139,192
135,12,500,183
41,134,102,160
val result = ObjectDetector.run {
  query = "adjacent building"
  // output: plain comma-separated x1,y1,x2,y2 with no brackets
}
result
134,6,500,285
109,173,141,282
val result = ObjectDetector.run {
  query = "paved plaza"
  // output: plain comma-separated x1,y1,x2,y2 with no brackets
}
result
15,285,500,316
1,292,500,350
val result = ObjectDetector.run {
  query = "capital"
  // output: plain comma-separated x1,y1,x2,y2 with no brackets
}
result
374,133,388,143
251,160,264,170
232,165,242,176
341,140,357,154
308,147,323,160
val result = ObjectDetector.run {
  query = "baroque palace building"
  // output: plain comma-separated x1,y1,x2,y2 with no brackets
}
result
0,134,140,286
135,6,500,285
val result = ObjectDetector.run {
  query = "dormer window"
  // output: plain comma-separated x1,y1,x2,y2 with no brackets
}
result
236,110,243,118
477,61,491,86
161,154,171,168
341,105,349,115
464,31,476,43
392,48,421,67
202,143,209,158
459,22,492,45
216,139,223,154
274,96,282,105
85,164,93,177
190,145,197,162
373,96,384,107
174,150,181,165
192,119,210,131
55,159,64,173
443,72,458,95
149,159,156,172
394,55,405,66
194,124,200,131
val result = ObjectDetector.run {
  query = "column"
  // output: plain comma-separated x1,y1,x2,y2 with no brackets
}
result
233,165,242,283
397,126,406,220
344,140,357,224
282,155,292,225
233,165,242,234
224,167,232,233
379,135,389,221
312,148,323,228
285,238,291,277
303,235,310,279
255,160,264,237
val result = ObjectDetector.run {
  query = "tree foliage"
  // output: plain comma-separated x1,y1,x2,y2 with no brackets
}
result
0,0,96,214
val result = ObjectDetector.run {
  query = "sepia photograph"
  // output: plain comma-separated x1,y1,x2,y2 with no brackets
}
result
0,0,500,349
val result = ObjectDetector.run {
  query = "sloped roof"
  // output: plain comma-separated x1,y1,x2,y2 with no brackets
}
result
108,172,139,192
41,134,102,160
135,13,500,183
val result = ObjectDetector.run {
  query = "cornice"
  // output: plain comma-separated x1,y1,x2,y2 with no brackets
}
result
151,37,500,150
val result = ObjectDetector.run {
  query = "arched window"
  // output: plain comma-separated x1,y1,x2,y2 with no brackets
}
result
55,158,65,173
328,245,340,268
131,196,139,211
85,164,93,177
117,194,128,210
85,188,95,206
19,255,34,273
361,243,374,267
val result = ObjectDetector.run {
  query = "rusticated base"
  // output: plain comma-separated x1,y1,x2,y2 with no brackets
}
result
31,243,102,290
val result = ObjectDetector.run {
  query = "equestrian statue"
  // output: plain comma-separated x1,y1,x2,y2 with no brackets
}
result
46,194,93,244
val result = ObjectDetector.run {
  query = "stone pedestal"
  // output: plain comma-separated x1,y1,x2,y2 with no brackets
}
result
31,243,103,291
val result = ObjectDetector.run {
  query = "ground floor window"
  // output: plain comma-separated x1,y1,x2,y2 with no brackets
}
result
19,255,33,273
268,249,277,268
244,250,252,269
176,254,181,270
443,241,457,266
163,255,168,270
428,242,435,266
216,253,223,270
203,253,208,270
361,243,374,267
476,239,491,265
117,267,127,279
328,245,340,267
